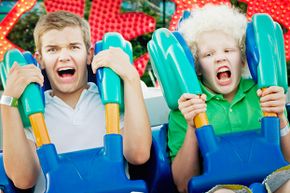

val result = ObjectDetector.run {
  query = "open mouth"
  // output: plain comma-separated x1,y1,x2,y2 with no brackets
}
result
216,67,231,80
57,67,76,78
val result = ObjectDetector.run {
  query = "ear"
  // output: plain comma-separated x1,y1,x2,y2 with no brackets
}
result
195,58,202,76
196,67,202,77
35,51,45,69
87,47,94,65
242,62,246,68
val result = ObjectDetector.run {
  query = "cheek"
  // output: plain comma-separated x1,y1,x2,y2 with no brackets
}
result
42,53,57,64
230,53,242,64
42,60,54,72
200,62,214,77
231,60,243,74
201,68,216,85
72,51,88,64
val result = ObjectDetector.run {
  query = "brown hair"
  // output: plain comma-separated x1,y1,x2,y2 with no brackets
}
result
34,10,91,52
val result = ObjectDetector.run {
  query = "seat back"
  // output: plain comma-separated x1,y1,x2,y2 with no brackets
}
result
129,125,179,193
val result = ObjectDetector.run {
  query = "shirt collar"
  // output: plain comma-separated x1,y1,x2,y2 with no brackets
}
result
201,78,256,102
86,82,99,94
44,82,99,105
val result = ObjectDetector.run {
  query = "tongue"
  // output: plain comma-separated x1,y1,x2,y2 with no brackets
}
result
61,73,73,78
218,72,229,80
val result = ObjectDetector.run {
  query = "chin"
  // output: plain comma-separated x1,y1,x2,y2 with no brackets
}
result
53,85,76,94
220,84,239,96
212,83,233,94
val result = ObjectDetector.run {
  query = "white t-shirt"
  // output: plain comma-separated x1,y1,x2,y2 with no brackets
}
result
26,82,124,153
25,82,124,192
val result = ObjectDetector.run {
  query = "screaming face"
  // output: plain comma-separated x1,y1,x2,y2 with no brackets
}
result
38,26,92,97
196,30,243,101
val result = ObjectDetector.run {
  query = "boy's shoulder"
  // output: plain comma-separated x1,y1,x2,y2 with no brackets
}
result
239,78,257,92
240,78,256,85
86,82,100,94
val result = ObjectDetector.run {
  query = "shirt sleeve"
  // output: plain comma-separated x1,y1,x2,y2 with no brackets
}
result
24,127,36,142
168,110,188,161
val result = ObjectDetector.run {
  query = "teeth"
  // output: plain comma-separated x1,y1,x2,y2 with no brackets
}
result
217,67,229,73
58,67,74,71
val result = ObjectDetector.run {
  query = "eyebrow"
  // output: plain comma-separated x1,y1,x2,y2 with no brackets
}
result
44,42,82,48
69,42,82,46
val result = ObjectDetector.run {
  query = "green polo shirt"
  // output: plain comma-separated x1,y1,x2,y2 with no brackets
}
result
168,79,263,160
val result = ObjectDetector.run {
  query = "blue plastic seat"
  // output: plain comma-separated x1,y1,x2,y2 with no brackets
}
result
129,125,178,193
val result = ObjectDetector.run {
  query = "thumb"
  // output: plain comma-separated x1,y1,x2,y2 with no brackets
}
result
256,89,262,97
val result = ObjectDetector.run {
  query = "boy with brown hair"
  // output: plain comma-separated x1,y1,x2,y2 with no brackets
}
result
1,10,151,191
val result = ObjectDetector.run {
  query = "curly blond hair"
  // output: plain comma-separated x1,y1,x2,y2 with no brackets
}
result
178,3,252,78
179,4,247,61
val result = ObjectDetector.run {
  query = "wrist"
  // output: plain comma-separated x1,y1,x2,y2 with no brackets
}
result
3,89,19,99
0,95,18,108
122,68,140,83
279,114,288,128
187,123,196,130
280,123,290,137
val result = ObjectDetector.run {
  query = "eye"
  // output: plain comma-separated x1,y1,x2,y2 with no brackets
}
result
204,52,213,57
47,47,57,53
71,45,80,50
225,48,236,53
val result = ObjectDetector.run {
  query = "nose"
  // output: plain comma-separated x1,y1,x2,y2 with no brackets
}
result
215,52,227,63
58,48,70,62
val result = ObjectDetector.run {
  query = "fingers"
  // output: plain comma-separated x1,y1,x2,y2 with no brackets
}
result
22,73,44,87
256,89,262,97
260,92,286,103
178,93,206,108
4,64,44,98
261,106,285,114
257,86,284,97
91,48,121,73
9,62,19,73
9,63,41,73
91,47,131,76
91,51,108,73
261,86,284,96
259,86,286,114
178,93,207,127
183,108,207,121
178,97,206,110
178,93,205,102
181,104,206,118
259,86,286,103
260,100,285,114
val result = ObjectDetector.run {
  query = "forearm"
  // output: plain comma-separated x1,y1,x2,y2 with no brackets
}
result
1,106,40,188
172,126,200,193
122,72,151,165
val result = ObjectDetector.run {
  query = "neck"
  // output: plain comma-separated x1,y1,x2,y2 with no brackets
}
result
51,84,88,109
223,88,238,102
203,82,238,103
